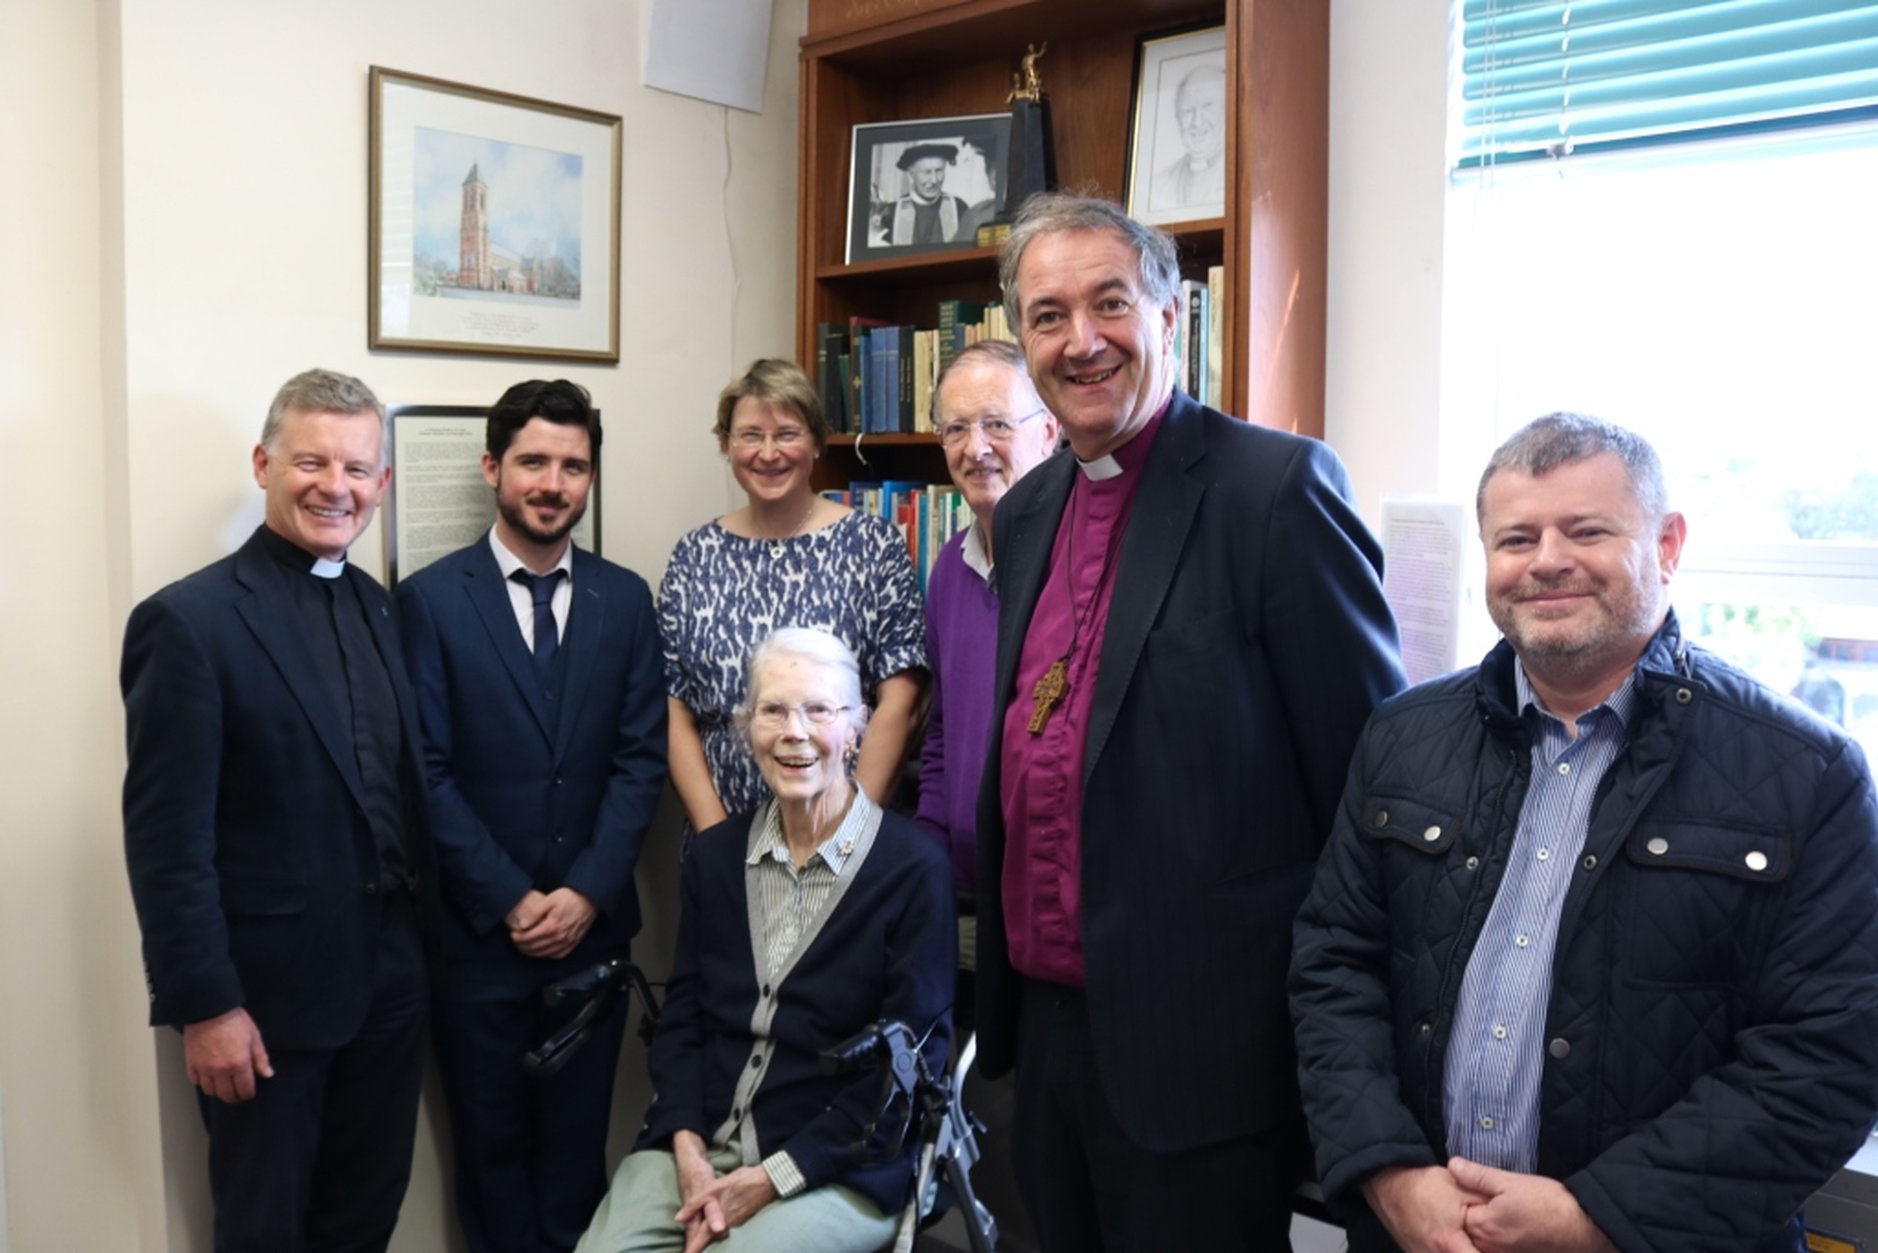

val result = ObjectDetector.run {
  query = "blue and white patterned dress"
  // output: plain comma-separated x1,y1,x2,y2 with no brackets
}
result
658,510,926,817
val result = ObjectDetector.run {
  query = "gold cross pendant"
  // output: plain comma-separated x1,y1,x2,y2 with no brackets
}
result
1027,658,1069,734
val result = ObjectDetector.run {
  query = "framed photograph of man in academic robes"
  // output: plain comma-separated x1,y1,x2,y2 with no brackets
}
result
846,113,1012,264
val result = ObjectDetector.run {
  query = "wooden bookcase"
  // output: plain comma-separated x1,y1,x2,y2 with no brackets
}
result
796,0,1329,488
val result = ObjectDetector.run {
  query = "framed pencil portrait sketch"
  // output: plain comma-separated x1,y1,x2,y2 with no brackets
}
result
370,67,622,362
846,113,1012,264
1124,25,1228,227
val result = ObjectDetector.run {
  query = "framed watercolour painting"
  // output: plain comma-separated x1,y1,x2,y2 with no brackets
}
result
1124,25,1228,227
846,113,1012,264
370,68,621,362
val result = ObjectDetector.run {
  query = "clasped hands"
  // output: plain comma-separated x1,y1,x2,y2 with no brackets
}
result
672,1131,778,1252
1365,1159,1617,1253
505,886,597,959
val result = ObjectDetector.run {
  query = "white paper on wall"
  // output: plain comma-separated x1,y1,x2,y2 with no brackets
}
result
644,0,774,114
1380,498,1469,685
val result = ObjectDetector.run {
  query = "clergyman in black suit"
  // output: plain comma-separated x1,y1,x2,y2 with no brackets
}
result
121,367,433,1252
396,380,667,1253
974,193,1406,1250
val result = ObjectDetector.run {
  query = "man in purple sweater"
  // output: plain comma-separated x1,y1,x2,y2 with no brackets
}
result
916,339,1059,1253
917,339,1061,903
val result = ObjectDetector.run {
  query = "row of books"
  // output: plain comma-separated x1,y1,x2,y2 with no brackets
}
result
813,300,1017,436
821,479,974,590
1177,266,1226,410
814,266,1225,436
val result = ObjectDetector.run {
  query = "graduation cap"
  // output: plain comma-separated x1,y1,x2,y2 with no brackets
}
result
896,142,959,170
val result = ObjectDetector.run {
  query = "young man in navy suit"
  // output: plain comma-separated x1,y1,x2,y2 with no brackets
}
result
396,380,667,1253
121,368,434,1252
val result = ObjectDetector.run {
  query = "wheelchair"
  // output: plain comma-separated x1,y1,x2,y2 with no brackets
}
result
525,959,999,1252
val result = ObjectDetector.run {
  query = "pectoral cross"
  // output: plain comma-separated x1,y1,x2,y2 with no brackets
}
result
1027,657,1069,734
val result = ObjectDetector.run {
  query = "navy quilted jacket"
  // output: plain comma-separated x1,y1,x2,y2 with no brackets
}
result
1292,613,1878,1252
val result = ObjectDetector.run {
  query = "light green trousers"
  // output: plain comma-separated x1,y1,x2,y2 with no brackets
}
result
573,1140,900,1253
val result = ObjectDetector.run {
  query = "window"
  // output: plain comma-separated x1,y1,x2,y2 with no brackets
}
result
1443,2,1878,761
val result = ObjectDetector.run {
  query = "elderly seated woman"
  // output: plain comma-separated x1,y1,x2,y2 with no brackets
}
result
576,627,954,1253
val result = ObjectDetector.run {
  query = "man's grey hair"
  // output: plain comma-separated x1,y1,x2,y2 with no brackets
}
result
933,338,1035,413
1476,412,1669,525
260,368,388,466
998,192,1181,331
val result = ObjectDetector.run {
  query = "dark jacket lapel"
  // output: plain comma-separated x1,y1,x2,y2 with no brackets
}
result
230,532,368,810
554,549,605,763
1085,394,1204,782
991,449,1077,710
461,542,556,743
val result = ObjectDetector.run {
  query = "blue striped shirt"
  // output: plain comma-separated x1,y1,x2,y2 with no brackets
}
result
1443,662,1637,1171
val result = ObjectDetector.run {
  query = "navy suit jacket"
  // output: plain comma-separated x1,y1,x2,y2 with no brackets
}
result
395,538,667,961
121,526,434,1050
975,391,1406,1152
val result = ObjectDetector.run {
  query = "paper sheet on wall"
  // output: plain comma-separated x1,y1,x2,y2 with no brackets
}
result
1380,498,1468,685
644,0,774,114
386,411,596,584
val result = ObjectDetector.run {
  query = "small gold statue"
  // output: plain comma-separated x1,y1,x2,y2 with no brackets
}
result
1009,42,1047,104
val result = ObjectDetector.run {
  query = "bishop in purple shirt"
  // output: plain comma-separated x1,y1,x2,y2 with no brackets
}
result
972,193,1405,1252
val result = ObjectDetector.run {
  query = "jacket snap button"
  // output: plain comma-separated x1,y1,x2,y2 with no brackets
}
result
1675,687,1693,704
1582,854,1598,870
1548,1037,1571,1059
1465,856,1479,870
1745,850,1768,872
1422,825,1441,842
1646,837,1669,856
1418,1021,1431,1035
1374,810,1389,828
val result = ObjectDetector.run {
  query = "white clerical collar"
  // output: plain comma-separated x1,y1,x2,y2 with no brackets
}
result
1077,454,1124,481
487,527,574,581
310,556,346,580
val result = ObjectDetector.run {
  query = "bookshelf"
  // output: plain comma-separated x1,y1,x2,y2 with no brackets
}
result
796,0,1330,490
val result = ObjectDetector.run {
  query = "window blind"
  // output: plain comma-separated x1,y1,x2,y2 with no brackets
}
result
1456,0,1878,167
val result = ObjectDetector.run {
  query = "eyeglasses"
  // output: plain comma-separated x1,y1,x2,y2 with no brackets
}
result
730,427,810,451
937,409,1047,447
750,700,851,729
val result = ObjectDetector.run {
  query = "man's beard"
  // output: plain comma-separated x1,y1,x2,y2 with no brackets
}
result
500,493,585,547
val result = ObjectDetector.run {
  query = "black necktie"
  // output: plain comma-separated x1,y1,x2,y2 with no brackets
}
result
511,569,566,673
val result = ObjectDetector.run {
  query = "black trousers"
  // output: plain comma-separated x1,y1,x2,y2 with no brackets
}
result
199,894,427,1253
432,946,630,1253
1013,978,1302,1253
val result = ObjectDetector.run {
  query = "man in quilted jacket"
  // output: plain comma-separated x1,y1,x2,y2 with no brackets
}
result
1292,412,1878,1253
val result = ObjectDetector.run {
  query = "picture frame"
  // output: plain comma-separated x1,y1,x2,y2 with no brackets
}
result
846,113,1013,264
383,405,601,585
1124,25,1229,227
369,67,622,362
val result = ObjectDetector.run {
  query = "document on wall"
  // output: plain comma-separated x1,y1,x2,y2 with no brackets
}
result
1379,498,1468,685
385,407,597,584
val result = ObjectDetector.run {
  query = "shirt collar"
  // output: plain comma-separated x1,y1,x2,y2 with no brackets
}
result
488,527,574,583
259,524,347,580
960,521,993,582
1514,658,1640,733
744,788,881,876
1075,395,1169,481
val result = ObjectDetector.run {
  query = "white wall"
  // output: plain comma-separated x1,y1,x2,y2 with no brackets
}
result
2,0,804,1248
1324,0,1453,528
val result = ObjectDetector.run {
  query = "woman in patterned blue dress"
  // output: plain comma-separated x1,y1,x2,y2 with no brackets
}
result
659,359,926,832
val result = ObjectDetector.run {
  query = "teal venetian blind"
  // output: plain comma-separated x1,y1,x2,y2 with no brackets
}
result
1457,0,1878,167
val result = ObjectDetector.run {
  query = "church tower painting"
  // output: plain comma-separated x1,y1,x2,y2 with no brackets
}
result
459,163,490,291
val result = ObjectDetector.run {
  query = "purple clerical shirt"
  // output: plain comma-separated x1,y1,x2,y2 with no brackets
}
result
914,524,999,895
1000,408,1165,987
